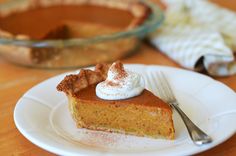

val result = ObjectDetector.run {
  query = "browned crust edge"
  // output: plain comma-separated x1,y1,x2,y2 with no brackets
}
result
57,63,110,96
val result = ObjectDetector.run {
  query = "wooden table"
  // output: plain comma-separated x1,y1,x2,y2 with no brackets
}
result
0,0,236,156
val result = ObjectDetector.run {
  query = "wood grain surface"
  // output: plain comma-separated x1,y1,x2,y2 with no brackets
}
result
0,0,235,155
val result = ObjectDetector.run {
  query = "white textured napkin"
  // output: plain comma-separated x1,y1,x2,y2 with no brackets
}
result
150,0,236,76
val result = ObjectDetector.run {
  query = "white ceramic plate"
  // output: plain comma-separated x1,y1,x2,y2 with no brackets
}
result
14,64,236,156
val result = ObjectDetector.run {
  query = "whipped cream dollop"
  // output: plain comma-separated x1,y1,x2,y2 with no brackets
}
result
96,62,145,100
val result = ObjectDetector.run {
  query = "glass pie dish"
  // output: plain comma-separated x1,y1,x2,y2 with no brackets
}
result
0,0,164,69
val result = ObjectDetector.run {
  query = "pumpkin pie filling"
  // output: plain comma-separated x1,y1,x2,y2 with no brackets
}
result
0,5,134,39
0,0,150,39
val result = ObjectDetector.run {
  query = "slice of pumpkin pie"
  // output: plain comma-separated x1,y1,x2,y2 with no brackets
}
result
57,61,175,139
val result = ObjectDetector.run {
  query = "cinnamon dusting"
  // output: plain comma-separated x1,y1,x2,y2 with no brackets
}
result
104,61,128,87
110,61,128,80
106,81,120,87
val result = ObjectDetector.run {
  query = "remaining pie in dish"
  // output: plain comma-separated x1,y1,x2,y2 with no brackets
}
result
57,61,175,139
0,0,150,67
0,0,150,39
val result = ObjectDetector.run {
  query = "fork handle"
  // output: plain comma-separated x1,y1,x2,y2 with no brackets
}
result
171,102,212,145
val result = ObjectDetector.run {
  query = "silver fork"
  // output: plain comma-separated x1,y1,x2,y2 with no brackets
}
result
155,71,212,145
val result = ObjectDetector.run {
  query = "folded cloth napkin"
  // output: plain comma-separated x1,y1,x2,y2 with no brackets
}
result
150,0,236,76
